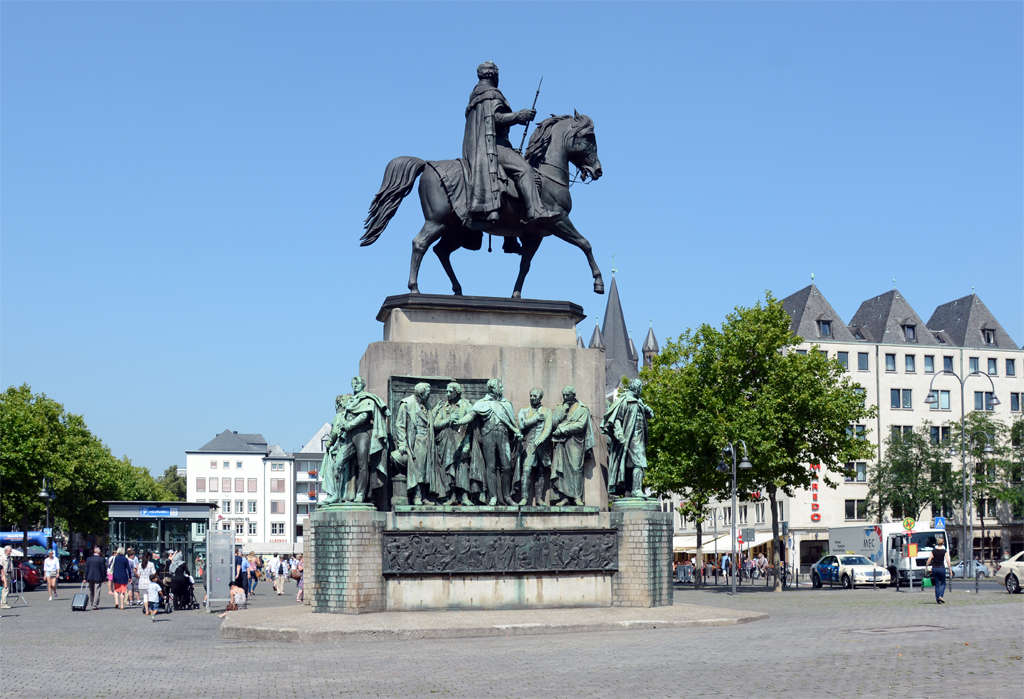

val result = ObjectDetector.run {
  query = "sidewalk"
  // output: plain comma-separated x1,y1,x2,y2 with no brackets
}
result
220,601,768,643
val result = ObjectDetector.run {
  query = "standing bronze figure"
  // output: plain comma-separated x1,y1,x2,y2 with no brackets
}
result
323,378,389,504
454,379,522,506
394,382,435,506
360,62,605,299
431,382,474,506
550,386,595,505
602,379,654,498
517,388,553,506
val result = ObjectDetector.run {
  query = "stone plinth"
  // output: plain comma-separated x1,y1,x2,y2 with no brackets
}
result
311,506,387,614
609,500,673,608
377,294,585,348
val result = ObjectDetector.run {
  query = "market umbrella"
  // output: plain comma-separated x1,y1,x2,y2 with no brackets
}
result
26,545,47,555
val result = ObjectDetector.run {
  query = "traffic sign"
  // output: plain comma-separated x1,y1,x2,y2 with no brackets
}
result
902,517,916,531
741,528,756,542
934,517,946,530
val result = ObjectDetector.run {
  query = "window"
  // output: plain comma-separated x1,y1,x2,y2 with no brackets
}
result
196,477,206,492
271,462,285,471
234,500,243,514
234,523,244,535
210,460,217,470
222,477,231,493
722,507,732,525
845,499,867,520
796,349,807,356
778,502,783,522
1011,393,1021,412
234,478,244,492
855,425,866,440
857,353,869,371
983,329,995,345
222,523,231,531
924,355,934,373
885,354,896,372
223,461,230,469
209,478,218,492
929,389,950,411
236,461,243,469
987,358,997,376
271,479,285,493
296,525,303,537
969,357,979,374
820,320,832,337
247,478,257,492
195,523,206,535
837,352,848,369
755,503,766,523
891,389,912,409
271,500,285,514
944,356,954,373
890,389,900,408
736,505,747,524
903,325,916,341
930,426,941,444
297,504,309,515
248,522,257,535
902,389,912,409
845,463,867,483
816,349,827,358
222,500,230,512
248,500,257,514
975,391,995,411
905,355,916,373
1007,359,1017,376
271,523,285,535
892,426,913,440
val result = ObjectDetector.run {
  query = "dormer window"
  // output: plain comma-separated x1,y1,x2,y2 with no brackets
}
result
903,325,916,341
936,334,946,344
983,329,995,345
819,320,832,338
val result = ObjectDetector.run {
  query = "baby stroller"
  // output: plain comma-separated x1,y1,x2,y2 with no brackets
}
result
173,579,200,610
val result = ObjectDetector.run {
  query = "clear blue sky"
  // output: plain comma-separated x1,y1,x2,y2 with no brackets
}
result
3,2,1021,474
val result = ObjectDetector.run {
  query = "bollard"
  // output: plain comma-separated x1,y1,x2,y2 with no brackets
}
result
975,570,980,594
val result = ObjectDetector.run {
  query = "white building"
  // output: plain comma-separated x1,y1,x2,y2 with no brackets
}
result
669,285,1023,569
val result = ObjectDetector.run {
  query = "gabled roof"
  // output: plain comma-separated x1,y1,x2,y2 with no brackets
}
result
848,289,940,346
193,429,267,453
298,422,331,454
576,333,586,349
642,326,659,354
265,444,292,460
628,335,639,363
588,323,605,351
781,284,857,343
926,294,1019,349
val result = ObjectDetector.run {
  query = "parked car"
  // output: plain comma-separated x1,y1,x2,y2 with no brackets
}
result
811,554,890,589
994,551,1024,594
16,561,42,591
949,560,991,578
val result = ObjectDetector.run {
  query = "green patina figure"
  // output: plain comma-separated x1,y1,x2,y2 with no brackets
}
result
321,377,390,504
550,385,595,506
453,378,522,506
517,387,553,506
394,382,436,506
431,382,474,506
602,378,654,498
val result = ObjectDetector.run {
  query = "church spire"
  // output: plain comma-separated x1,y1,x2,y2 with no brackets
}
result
601,275,639,394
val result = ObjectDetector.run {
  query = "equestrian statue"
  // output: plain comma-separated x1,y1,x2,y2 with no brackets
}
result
360,62,605,298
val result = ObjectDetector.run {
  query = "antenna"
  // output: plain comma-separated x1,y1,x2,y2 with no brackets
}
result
611,254,617,276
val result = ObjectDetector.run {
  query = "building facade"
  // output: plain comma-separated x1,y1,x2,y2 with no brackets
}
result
668,285,1023,569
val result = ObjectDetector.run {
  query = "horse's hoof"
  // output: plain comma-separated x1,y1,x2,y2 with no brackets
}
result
594,281,605,294
511,291,521,299
452,287,463,296
409,285,420,294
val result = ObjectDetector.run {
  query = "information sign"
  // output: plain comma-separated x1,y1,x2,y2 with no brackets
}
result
902,517,915,531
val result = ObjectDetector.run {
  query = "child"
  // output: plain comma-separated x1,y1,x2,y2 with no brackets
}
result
147,573,163,622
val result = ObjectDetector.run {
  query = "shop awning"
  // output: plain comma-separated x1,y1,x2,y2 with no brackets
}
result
673,534,729,552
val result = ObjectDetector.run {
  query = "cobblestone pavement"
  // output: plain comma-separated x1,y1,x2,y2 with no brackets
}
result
2,579,1021,698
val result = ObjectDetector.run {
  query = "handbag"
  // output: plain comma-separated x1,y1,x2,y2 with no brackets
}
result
290,568,301,581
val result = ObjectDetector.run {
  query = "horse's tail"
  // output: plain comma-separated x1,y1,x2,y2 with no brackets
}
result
361,156,426,246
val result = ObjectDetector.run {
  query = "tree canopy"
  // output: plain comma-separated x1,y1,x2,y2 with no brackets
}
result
642,292,876,589
0,384,174,539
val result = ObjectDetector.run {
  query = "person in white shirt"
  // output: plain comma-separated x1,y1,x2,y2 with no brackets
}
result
273,555,288,595
146,573,163,621
137,553,157,617
43,550,60,600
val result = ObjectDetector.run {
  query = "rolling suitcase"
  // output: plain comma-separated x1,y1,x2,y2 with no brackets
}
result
72,581,88,611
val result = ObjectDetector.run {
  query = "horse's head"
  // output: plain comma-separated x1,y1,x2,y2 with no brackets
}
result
567,110,602,181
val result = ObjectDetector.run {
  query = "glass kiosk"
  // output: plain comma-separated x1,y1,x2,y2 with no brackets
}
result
105,502,218,582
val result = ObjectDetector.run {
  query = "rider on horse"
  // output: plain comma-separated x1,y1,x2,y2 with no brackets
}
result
463,61,560,244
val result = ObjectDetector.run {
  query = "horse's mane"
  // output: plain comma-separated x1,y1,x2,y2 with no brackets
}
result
525,115,571,166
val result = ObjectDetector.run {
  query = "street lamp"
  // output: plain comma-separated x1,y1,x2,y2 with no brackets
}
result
38,478,55,551
923,369,999,571
946,432,994,576
719,441,753,596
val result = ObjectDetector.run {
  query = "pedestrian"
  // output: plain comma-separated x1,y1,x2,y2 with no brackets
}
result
44,549,60,600
247,553,258,595
274,555,287,595
137,553,156,617
83,546,107,610
926,535,952,604
295,554,304,602
111,547,131,610
106,550,115,596
1,545,14,610
126,548,139,605
146,573,163,622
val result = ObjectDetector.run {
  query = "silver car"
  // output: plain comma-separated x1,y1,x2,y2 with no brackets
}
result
949,560,991,578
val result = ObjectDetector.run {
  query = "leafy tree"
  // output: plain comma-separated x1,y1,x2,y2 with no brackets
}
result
642,293,875,590
866,426,951,523
157,465,187,501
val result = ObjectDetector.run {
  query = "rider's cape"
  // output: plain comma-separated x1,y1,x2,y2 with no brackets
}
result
462,83,510,223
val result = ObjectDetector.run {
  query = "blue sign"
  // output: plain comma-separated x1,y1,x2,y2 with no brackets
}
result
934,517,946,530
139,507,179,518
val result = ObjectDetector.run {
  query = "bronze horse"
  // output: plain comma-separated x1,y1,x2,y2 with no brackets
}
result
361,112,604,298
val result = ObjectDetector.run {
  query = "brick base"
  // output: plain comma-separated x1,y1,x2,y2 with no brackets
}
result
610,508,674,607
310,507,387,614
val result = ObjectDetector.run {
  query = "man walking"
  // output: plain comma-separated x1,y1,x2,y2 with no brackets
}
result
1,545,14,610
274,555,287,595
84,546,107,610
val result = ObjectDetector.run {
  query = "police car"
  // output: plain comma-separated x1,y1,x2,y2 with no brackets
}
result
811,554,890,589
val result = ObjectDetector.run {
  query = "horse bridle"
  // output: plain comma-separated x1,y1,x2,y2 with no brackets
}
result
536,124,595,188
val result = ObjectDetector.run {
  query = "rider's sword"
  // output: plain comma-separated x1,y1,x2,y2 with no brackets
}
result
517,76,543,153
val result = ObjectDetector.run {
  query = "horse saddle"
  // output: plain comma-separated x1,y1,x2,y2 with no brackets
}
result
427,158,541,241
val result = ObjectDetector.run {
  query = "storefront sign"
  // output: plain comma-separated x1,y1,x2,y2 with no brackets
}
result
809,463,822,522
139,507,179,517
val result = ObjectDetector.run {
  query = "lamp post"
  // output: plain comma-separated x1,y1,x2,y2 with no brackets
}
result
923,369,999,572
952,432,994,576
38,478,55,551
719,441,753,596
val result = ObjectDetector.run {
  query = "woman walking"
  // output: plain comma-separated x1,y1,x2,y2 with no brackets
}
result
43,550,60,600
927,536,952,604
137,553,156,617
295,554,304,602
111,547,131,610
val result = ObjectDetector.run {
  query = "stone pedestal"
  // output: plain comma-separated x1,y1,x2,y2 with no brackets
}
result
310,506,387,614
609,499,674,608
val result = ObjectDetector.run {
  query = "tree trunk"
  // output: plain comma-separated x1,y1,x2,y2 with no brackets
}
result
769,484,781,592
694,521,703,589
